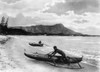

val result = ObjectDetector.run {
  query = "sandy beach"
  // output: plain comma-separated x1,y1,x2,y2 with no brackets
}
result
0,36,99,72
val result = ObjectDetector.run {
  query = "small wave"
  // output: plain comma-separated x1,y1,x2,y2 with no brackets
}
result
0,37,11,45
64,49,83,57
63,49,100,68
82,61,99,68
82,51,100,56
84,57,99,66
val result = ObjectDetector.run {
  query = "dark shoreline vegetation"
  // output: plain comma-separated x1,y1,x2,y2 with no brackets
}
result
0,17,100,37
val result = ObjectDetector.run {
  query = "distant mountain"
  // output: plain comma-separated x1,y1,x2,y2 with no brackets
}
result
0,21,99,36
20,23,82,36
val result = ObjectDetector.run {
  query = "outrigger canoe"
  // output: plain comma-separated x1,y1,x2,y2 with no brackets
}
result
29,43,43,47
24,52,83,68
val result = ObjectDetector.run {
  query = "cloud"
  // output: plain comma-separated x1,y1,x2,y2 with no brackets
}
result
0,0,53,16
0,0,21,4
44,0,100,15
8,13,42,26
0,0,27,16
74,19,88,24
72,27,100,35
1,13,58,26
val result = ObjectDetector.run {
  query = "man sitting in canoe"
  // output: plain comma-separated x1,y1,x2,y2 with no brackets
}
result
38,41,42,44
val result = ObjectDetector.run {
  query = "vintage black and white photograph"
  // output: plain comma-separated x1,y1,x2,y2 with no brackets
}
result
0,0,99,72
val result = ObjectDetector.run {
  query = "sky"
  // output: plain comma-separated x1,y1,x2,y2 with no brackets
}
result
0,0,100,35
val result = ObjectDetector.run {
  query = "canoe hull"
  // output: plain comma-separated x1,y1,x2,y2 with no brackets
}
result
24,52,83,64
29,43,43,47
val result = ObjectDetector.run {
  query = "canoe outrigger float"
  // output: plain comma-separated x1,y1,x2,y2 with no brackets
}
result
24,52,83,68
29,43,43,47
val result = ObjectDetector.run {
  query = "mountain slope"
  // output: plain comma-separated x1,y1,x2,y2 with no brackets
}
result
21,23,82,35
0,23,86,36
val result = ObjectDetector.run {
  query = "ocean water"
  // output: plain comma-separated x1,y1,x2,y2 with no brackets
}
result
0,35,100,72
15,36,100,68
